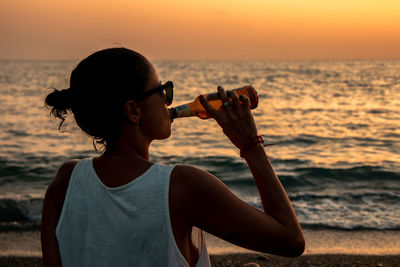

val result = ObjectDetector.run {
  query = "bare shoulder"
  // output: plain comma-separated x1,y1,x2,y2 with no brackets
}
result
50,159,79,189
171,164,205,177
169,164,241,216
170,164,228,193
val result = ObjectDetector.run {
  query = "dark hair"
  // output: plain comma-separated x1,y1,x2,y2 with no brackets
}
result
45,47,152,150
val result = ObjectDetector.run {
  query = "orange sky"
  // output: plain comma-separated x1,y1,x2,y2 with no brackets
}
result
1,0,399,60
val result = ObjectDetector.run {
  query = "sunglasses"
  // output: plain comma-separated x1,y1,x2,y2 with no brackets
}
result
136,81,174,106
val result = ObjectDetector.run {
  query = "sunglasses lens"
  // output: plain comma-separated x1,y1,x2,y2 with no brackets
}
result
165,81,173,105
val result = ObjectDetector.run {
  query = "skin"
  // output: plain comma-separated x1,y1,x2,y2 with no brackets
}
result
41,61,305,267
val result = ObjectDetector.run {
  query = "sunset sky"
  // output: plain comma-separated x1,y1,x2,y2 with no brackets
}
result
1,0,400,60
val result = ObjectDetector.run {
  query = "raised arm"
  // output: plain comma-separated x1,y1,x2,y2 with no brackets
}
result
170,86,304,257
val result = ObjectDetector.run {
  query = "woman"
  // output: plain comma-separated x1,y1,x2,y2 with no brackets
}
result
41,47,304,267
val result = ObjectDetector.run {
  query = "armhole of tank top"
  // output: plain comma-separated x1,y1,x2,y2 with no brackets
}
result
196,228,210,267
164,165,192,266
55,159,85,235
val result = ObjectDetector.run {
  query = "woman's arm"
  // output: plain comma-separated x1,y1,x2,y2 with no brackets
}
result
171,86,304,256
41,160,77,267
41,182,63,267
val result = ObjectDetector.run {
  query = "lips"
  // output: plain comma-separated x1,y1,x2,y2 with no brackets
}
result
168,109,175,123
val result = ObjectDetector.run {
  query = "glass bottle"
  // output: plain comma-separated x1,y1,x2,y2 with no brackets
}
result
169,85,258,119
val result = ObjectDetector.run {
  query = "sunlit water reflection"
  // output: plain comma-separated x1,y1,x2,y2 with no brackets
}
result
0,59,399,230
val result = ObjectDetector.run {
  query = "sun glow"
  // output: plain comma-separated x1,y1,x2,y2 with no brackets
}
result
0,0,399,60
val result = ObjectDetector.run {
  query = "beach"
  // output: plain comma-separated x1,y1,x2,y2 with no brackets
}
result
1,254,400,267
1,229,400,266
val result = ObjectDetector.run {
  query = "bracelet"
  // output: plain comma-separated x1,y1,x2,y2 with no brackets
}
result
239,135,274,158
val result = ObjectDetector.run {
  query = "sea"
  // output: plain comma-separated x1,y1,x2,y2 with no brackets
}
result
0,59,399,232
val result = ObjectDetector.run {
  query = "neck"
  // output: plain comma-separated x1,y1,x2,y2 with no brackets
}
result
104,130,151,161
105,143,150,161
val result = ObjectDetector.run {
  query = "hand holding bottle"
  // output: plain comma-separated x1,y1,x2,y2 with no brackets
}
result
199,86,259,152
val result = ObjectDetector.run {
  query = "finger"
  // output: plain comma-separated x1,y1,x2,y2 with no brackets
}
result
228,91,240,112
199,95,218,118
240,95,250,111
217,86,230,109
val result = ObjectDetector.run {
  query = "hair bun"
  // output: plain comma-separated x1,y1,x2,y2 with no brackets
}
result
45,88,74,126
45,88,73,109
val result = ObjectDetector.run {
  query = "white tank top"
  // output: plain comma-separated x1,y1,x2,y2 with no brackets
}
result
56,158,211,267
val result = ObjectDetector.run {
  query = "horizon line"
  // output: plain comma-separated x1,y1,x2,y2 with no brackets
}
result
1,57,400,62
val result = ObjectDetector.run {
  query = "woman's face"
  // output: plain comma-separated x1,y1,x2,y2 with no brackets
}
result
137,63,172,140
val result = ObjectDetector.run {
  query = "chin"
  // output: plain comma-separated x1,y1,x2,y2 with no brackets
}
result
156,127,172,140
164,128,172,139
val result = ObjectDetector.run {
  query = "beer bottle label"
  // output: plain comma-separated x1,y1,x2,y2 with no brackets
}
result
175,104,194,117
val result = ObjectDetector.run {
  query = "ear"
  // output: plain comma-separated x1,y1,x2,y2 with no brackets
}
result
124,100,141,124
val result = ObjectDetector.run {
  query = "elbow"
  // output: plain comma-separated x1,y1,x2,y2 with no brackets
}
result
259,231,305,257
286,235,305,257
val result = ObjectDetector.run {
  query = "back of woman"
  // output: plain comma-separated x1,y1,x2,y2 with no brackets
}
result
55,159,209,266
41,47,304,267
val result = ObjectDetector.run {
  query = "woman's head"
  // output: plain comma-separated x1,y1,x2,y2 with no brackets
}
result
45,47,171,150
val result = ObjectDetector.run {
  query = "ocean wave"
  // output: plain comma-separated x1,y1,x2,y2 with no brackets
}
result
0,221,41,232
292,165,400,183
0,198,42,223
0,152,95,185
2,188,399,232
300,223,400,231
290,191,400,203
171,155,400,186
0,159,56,185
156,155,386,187
1,153,399,188
271,134,399,147
0,156,399,232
